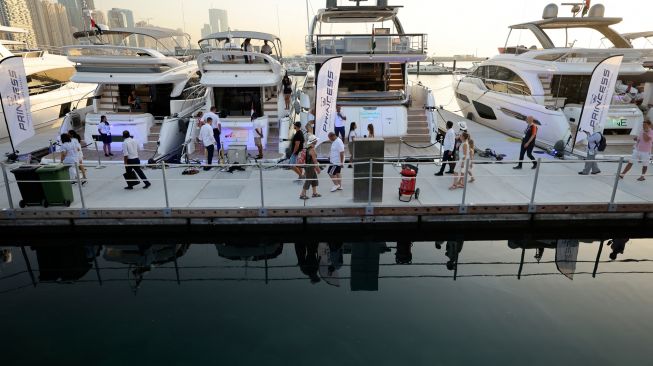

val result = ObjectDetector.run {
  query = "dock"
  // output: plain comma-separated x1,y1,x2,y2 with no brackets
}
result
1,155,652,241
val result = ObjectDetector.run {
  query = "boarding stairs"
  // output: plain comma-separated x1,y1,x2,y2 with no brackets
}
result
386,107,431,144
264,97,282,153
388,63,405,92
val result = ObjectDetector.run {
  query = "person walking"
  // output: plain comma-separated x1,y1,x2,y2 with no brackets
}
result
435,121,456,176
290,122,305,181
122,130,151,190
468,138,476,183
68,130,87,184
327,132,345,192
300,135,321,200
449,132,470,190
199,117,217,171
334,105,346,142
59,133,79,183
347,122,358,168
203,106,221,158
620,119,652,181
579,131,602,175
514,116,538,170
282,73,292,110
98,115,113,157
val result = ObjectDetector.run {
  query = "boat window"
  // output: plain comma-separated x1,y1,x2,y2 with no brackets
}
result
26,68,74,96
338,63,391,92
484,66,531,96
550,75,591,104
472,101,497,120
213,87,262,117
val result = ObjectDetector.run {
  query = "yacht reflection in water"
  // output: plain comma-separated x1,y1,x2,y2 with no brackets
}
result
0,239,648,294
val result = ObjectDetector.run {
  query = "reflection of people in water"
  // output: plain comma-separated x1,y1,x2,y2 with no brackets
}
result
445,241,463,270
396,241,413,264
328,242,343,274
295,242,320,284
608,239,629,260
1,248,12,264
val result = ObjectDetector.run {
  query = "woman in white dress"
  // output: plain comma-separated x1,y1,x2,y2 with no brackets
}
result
449,132,470,190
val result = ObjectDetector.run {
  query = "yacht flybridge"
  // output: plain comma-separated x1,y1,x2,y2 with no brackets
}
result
194,31,288,155
301,0,428,139
61,27,206,160
0,26,96,141
454,3,653,150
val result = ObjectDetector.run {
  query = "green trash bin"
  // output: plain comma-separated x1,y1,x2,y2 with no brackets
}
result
36,164,74,207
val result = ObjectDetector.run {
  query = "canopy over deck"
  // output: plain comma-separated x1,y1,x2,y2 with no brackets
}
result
74,27,188,40
199,31,279,44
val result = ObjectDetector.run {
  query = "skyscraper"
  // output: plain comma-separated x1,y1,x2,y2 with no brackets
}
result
208,9,228,33
107,8,135,45
27,0,74,47
57,0,82,31
0,0,37,47
91,9,105,26
200,23,212,39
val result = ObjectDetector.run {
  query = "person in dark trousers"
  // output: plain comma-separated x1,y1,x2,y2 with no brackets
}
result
199,118,216,171
435,121,456,176
122,130,151,190
295,242,321,284
514,116,538,170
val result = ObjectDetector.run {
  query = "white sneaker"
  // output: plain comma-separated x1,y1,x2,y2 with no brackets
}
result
337,185,343,191
330,185,339,192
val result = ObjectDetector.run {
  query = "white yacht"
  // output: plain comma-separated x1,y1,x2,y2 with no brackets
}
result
193,31,288,156
453,3,653,150
299,0,429,140
60,27,206,161
407,62,450,75
0,26,97,141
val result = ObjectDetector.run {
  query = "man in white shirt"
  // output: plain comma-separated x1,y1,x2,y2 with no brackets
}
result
122,130,150,190
202,106,221,152
327,132,345,192
253,116,264,160
261,40,273,56
579,131,602,175
334,105,346,142
199,118,217,171
435,121,456,176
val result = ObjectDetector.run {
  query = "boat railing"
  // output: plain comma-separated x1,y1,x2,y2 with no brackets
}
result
306,34,427,55
64,45,184,68
525,48,653,63
197,51,282,74
2,157,648,216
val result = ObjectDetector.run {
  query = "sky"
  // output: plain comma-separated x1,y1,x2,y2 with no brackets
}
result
93,0,653,56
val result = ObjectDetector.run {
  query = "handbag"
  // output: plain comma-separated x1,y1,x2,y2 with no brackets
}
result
297,149,307,165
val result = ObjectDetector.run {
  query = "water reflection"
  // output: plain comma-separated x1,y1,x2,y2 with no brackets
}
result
1,240,652,295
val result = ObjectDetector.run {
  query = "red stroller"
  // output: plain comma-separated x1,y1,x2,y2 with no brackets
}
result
399,164,420,202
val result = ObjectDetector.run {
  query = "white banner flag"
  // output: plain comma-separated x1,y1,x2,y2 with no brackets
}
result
315,57,342,146
575,55,623,143
555,239,579,280
0,56,34,148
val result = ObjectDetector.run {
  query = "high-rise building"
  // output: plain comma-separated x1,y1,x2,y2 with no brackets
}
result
107,8,135,45
57,0,82,31
91,9,105,26
0,0,37,47
200,23,211,39
26,0,74,48
208,9,228,33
